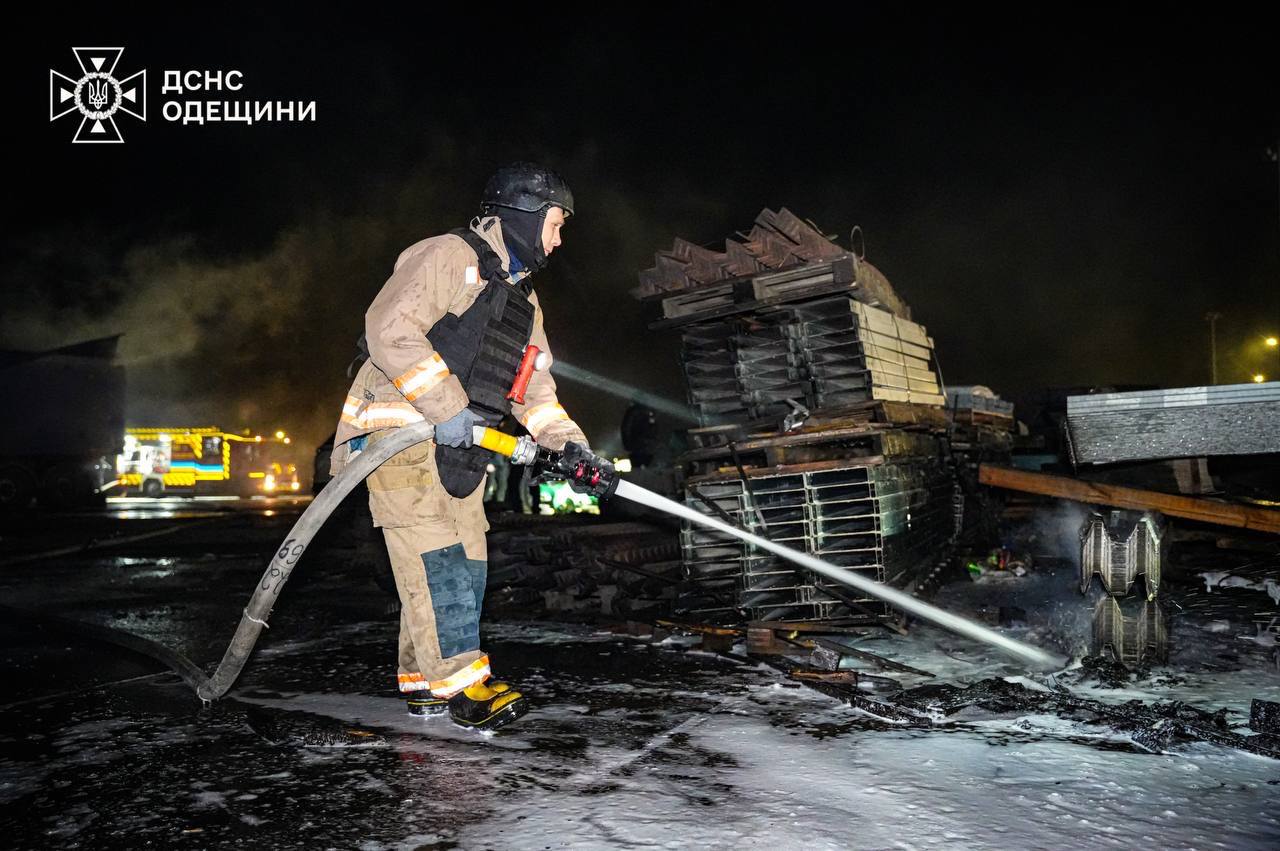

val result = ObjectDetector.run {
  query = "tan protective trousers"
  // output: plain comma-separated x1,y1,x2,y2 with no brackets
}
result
364,429,492,697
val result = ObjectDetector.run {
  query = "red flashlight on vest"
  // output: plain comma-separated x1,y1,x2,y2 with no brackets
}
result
506,345,549,405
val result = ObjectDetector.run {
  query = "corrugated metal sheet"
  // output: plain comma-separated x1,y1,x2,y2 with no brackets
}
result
1066,382,1280,464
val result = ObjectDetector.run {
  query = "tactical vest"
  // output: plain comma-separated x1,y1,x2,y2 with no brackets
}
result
427,228,535,498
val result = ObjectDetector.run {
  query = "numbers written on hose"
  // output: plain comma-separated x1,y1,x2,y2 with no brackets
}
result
279,539,306,566
261,539,307,593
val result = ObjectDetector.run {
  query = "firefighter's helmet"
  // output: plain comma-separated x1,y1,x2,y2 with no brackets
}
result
482,163,574,217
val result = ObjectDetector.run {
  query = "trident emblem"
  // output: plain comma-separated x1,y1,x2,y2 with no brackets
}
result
87,78,109,110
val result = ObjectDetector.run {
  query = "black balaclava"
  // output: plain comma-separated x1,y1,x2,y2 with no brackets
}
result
494,207,548,273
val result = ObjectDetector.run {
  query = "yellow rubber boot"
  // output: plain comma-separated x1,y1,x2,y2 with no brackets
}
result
447,679,529,731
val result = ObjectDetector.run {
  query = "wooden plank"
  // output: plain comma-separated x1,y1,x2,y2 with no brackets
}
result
747,620,871,634
790,670,861,684
870,386,911,403
791,399,947,429
654,619,744,637
978,464,1280,534
899,339,933,362
679,424,885,462
686,455,887,485
810,636,935,677
863,342,906,366
906,391,946,406
894,318,931,347
875,401,948,427
850,300,900,335
746,626,785,654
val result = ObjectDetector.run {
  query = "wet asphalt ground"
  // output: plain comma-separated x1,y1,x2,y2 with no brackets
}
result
0,499,777,847
1,498,1278,849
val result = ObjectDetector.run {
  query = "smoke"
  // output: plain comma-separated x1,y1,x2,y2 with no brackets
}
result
1008,500,1099,659
2,220,367,453
0,140,705,459
1025,500,1094,570
550,360,698,425
3,235,302,364
0,147,475,453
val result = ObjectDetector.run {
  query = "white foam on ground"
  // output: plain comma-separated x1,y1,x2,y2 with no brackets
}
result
457,702,1280,850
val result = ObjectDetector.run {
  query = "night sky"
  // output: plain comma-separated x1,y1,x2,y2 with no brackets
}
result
8,10,1278,456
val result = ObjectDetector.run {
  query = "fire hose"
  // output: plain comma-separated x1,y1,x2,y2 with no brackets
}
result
196,421,438,700
195,424,614,701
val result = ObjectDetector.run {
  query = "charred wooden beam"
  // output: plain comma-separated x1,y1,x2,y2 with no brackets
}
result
978,464,1280,534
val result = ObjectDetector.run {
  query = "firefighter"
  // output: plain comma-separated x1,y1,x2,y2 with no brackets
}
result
329,163,597,731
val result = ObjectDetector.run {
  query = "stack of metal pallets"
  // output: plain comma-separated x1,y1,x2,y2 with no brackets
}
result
680,295,943,426
945,385,1015,418
735,320,812,421
801,297,942,409
943,385,1015,545
678,454,955,623
639,210,959,624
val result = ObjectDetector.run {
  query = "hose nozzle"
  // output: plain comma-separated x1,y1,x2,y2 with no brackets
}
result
472,426,538,465
535,441,619,498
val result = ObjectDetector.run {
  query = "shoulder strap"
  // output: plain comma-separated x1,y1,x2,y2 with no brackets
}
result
347,334,370,378
449,226,535,296
449,228,509,286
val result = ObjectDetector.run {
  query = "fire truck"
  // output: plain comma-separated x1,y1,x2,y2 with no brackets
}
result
116,427,301,497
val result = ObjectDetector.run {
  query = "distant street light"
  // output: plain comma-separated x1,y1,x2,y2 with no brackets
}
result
1266,137,1278,371
1254,374,1267,383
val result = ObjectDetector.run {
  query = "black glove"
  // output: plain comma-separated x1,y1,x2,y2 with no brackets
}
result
435,408,484,448
562,441,618,498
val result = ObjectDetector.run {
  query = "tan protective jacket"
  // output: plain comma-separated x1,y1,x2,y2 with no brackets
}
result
330,215,586,474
